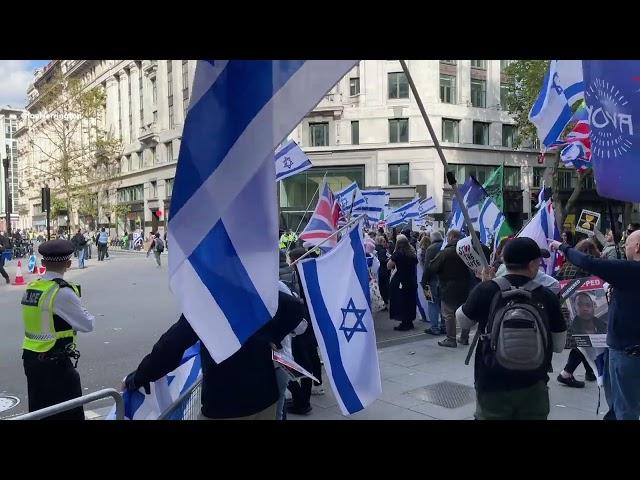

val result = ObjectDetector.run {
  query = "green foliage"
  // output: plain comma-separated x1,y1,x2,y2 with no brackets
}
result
503,60,549,147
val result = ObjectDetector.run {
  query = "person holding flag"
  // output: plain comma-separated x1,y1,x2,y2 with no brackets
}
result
387,234,418,331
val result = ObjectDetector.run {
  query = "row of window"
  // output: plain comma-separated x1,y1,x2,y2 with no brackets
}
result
441,60,512,71
117,178,174,203
121,141,176,172
307,119,517,147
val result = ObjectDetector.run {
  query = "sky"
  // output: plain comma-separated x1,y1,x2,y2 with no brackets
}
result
0,60,50,108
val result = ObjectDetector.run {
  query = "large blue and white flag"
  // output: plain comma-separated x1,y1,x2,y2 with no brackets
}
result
529,60,584,149
275,139,312,182
359,190,389,222
478,197,504,245
107,343,201,420
448,176,486,234
297,222,382,415
518,200,561,275
418,196,436,218
386,198,421,228
167,60,357,362
335,181,365,215
582,60,640,202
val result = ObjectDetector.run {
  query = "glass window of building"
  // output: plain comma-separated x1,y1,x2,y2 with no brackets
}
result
309,122,329,146
442,118,459,143
471,79,486,108
388,72,409,99
472,121,489,145
471,60,487,69
389,164,409,186
500,83,509,109
502,124,517,148
440,74,456,104
504,166,521,188
389,118,409,143
351,121,359,145
166,178,174,197
440,60,457,65
533,167,545,188
349,77,360,96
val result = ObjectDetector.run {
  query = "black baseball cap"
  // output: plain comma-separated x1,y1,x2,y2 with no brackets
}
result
503,237,550,265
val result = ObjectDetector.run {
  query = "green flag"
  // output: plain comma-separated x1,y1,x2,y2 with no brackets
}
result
483,165,503,211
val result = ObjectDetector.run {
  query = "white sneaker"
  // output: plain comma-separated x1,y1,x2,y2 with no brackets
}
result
311,386,325,396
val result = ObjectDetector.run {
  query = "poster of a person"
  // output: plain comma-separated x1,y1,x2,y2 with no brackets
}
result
559,276,608,347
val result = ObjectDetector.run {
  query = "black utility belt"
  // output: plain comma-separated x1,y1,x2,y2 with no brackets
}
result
37,344,81,367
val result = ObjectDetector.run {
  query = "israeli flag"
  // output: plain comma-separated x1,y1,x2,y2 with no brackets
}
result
297,222,382,415
275,139,312,182
359,190,389,222
335,181,365,214
418,197,436,218
478,198,504,245
518,200,561,275
167,60,357,362
386,198,421,228
107,343,201,420
529,60,584,148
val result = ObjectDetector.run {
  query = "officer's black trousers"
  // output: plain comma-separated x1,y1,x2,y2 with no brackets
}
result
23,356,85,420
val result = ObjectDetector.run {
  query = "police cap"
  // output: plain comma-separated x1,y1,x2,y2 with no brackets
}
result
39,239,75,262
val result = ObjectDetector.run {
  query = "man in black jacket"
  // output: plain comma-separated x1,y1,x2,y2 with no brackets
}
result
421,231,444,335
123,290,306,420
428,229,471,348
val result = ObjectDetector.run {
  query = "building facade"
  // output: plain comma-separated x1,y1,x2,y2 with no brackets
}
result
17,60,196,238
1,106,24,232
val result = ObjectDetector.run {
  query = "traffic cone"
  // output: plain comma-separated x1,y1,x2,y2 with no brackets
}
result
13,260,26,286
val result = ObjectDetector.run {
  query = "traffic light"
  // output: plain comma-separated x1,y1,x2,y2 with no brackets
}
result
41,186,51,212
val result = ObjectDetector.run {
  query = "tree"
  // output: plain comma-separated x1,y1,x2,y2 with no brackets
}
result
504,60,593,227
21,71,122,231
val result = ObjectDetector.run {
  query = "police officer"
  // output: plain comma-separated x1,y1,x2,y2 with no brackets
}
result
21,239,96,419
279,228,298,250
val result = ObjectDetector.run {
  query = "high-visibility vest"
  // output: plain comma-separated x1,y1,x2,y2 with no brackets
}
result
21,279,79,353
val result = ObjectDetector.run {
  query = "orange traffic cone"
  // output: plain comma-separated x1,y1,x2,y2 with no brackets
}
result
13,260,26,286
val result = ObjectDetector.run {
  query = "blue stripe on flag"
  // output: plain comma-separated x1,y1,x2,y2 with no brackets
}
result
349,227,371,308
542,104,574,146
564,82,584,104
275,159,312,180
530,70,551,117
171,60,306,218
363,191,387,196
301,260,363,414
274,140,298,159
189,220,270,343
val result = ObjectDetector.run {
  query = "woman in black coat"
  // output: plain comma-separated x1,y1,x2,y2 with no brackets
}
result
375,236,390,309
387,234,418,331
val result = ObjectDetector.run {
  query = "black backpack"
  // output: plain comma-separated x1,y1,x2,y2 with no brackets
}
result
469,277,550,374
155,238,165,252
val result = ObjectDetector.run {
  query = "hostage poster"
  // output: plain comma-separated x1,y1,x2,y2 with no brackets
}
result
558,276,608,348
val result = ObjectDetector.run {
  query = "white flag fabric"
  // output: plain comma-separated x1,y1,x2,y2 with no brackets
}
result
478,198,504,245
418,197,436,218
275,139,312,182
297,222,382,415
359,190,389,222
518,200,561,275
335,181,365,215
529,60,584,148
167,60,357,362
386,199,421,228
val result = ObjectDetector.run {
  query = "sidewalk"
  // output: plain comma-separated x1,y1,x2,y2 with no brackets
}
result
289,324,606,420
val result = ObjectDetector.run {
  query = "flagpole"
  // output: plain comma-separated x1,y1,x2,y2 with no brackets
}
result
287,172,328,254
289,214,365,268
399,60,488,270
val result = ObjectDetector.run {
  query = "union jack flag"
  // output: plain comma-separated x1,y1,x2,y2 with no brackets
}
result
547,119,591,172
299,179,342,251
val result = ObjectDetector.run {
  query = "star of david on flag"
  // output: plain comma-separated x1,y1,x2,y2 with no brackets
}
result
340,298,368,342
275,139,313,182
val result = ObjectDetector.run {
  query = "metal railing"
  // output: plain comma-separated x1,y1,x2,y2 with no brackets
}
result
10,388,124,420
157,376,202,420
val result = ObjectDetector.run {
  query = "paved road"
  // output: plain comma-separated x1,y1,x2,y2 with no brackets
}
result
0,249,421,418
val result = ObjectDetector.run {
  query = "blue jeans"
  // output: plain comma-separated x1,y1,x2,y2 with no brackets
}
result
274,367,290,420
78,247,85,269
427,280,443,331
609,348,640,420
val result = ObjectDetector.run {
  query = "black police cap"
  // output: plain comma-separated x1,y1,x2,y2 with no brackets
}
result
38,239,75,262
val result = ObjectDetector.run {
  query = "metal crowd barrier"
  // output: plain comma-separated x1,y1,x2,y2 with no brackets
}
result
158,376,202,420
9,388,124,420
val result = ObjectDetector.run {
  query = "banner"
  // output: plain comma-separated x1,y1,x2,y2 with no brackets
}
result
455,236,484,274
558,276,608,348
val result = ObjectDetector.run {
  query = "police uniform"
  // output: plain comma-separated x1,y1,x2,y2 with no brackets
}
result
21,240,95,420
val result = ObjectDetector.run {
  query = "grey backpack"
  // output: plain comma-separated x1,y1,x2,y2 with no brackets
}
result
475,277,549,373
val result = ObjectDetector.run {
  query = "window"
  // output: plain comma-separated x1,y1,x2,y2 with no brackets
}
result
389,164,409,186
440,74,456,103
440,60,457,65
166,178,174,198
166,141,174,162
126,154,132,171
182,60,189,120
134,151,142,170
500,60,512,72
557,170,574,189
442,118,460,143
472,122,489,145
533,167,545,188
150,146,156,164
504,167,521,188
151,78,157,106
117,184,144,202
581,173,595,190
351,121,359,145
309,122,329,147
500,83,509,109
449,165,498,186
471,60,487,69
389,118,409,143
502,124,517,148
349,77,360,96
167,60,174,129
150,180,158,198
388,72,409,99
471,79,486,108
